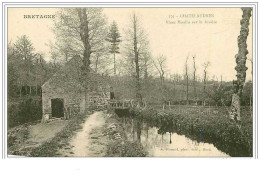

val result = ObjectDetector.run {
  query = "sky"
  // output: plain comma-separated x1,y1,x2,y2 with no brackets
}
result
8,8,253,81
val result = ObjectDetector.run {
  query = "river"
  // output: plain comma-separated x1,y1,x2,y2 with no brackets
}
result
63,111,229,157
123,121,229,157
140,127,229,157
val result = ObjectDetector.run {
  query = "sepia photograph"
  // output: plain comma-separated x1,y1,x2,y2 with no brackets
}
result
5,5,254,157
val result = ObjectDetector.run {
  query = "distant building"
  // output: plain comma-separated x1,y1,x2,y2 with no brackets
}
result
41,55,110,122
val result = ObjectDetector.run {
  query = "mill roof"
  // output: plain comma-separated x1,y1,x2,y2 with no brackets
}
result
42,55,109,91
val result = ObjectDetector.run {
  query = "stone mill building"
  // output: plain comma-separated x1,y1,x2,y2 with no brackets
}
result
41,55,110,122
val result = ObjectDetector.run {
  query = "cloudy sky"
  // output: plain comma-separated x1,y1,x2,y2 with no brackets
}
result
8,8,253,81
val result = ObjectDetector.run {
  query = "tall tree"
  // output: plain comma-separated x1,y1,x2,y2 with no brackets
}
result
153,55,166,107
13,35,35,96
192,55,197,104
106,21,121,75
7,42,19,98
184,55,189,105
133,13,141,103
47,37,75,64
202,61,210,106
153,55,167,109
123,13,150,143
231,7,252,122
142,51,152,80
54,8,107,75
170,74,179,101
125,13,149,104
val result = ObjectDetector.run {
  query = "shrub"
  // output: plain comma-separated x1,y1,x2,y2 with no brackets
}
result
105,115,147,157
106,140,147,157
8,97,42,128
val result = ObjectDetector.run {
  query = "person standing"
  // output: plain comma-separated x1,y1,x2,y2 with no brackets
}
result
110,87,115,100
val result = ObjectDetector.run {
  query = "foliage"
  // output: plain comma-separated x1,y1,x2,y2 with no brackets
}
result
105,114,147,157
106,21,121,75
122,13,151,102
8,97,42,128
111,73,252,107
241,82,253,106
106,21,121,54
209,82,252,106
8,124,30,148
8,35,59,99
128,106,252,157
106,140,147,157
54,8,108,69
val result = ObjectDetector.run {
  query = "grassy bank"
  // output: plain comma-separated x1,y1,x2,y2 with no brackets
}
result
104,113,147,157
126,106,252,157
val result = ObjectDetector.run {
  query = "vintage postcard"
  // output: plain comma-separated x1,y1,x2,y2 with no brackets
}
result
5,4,255,157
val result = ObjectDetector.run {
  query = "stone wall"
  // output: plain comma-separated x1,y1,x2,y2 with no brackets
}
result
41,55,111,122
41,81,85,122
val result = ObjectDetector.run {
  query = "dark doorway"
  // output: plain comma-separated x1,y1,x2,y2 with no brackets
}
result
51,98,64,118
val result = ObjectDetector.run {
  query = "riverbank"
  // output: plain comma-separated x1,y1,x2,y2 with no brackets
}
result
8,106,250,157
57,111,147,157
104,113,147,157
127,106,252,157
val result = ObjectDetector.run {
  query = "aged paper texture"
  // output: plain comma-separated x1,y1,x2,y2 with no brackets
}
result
7,7,253,157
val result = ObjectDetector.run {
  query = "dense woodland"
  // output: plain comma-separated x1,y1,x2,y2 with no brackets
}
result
7,8,253,127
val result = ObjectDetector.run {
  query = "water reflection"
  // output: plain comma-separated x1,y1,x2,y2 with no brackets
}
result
141,127,229,157
122,120,229,157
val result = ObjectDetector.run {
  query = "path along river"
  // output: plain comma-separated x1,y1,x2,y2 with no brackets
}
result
67,111,228,157
69,111,106,157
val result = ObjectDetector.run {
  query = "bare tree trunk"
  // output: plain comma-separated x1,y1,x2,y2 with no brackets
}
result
160,76,166,110
186,76,189,105
203,71,206,106
202,61,210,106
133,14,142,142
133,14,142,104
193,55,197,104
231,8,252,122
173,80,176,99
77,8,91,69
113,52,116,76
144,59,148,80
77,8,93,103
185,55,189,105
